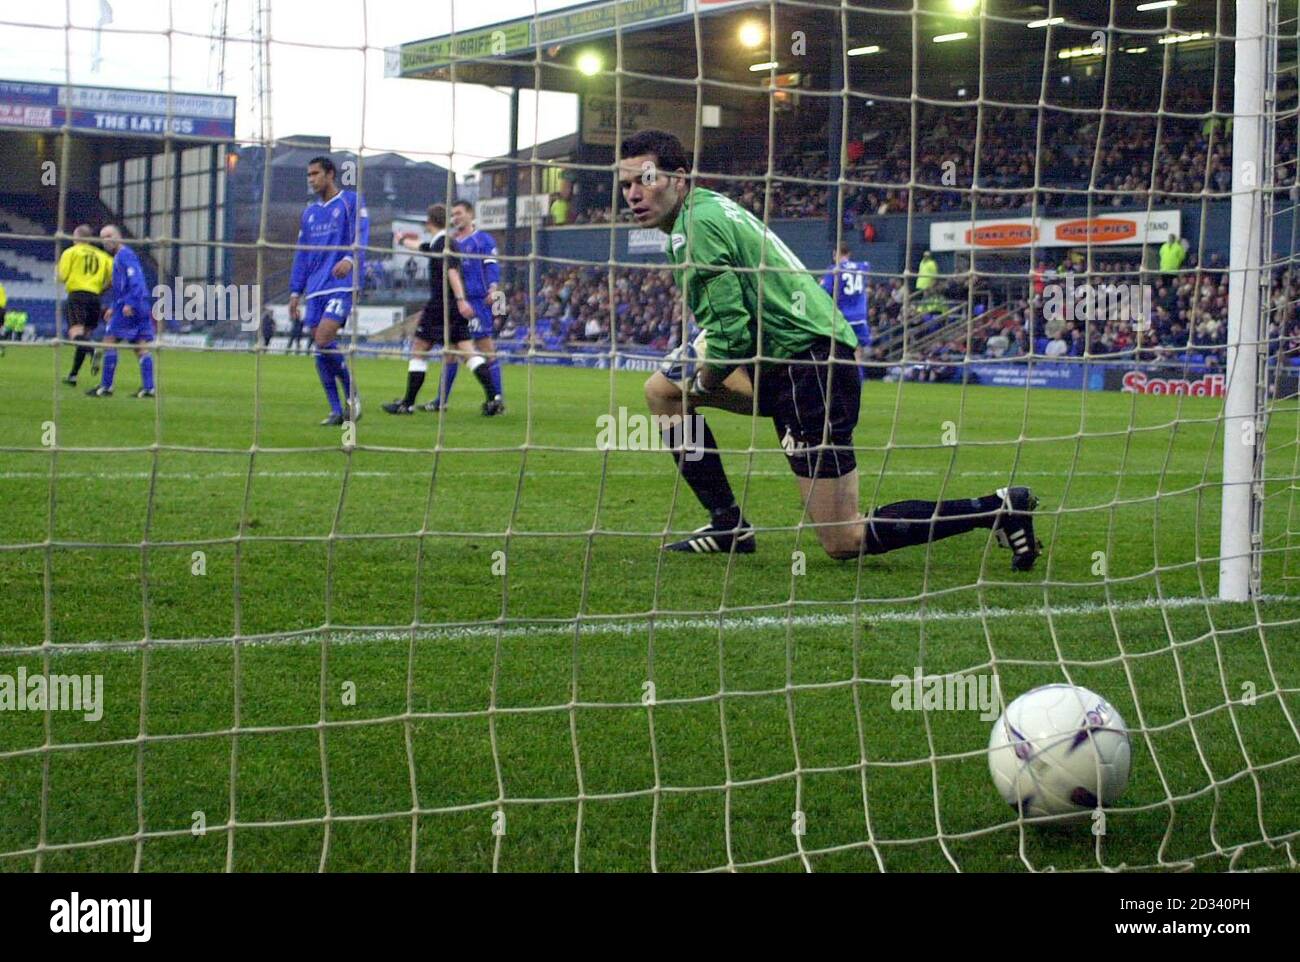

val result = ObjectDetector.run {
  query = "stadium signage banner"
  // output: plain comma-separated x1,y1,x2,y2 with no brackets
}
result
627,228,669,254
387,0,691,74
1117,370,1225,397
966,361,1104,391
582,96,697,148
491,343,666,372
477,194,551,230
0,80,236,138
159,334,212,348
269,304,402,336
929,211,1181,252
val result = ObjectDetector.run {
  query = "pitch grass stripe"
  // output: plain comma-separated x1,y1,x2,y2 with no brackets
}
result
10,593,1297,658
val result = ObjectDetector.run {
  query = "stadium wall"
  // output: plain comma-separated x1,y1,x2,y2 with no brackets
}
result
194,335,1297,399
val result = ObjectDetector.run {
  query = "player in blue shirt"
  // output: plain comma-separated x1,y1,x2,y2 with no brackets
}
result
289,156,370,425
425,200,505,415
86,225,156,398
821,244,871,378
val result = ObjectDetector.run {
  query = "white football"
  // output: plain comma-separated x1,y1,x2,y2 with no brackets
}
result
988,684,1131,818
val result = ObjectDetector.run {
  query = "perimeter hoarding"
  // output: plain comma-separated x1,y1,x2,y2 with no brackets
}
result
929,211,1182,252
0,80,236,139
385,0,761,75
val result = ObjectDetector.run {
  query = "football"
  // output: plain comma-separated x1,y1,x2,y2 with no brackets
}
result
988,684,1132,818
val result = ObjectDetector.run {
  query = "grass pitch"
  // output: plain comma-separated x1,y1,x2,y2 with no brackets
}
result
1,342,1298,872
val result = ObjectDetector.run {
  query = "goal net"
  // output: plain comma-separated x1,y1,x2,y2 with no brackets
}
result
0,0,1297,874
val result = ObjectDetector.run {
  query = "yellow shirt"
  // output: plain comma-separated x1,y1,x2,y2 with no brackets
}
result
0,282,6,309
57,243,113,294
1159,241,1186,273
916,257,938,292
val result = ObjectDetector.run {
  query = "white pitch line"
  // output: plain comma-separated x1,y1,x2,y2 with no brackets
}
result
322,594,1298,644
22,594,1299,657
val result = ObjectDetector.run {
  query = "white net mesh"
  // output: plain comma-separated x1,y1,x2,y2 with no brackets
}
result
0,0,1297,873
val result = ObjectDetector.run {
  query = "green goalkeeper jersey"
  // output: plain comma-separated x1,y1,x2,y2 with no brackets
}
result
664,187,857,373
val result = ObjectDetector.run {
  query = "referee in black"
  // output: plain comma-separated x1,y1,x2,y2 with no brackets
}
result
58,224,113,386
382,203,488,414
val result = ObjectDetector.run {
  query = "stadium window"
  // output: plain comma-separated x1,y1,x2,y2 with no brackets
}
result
125,181,146,219
152,177,170,218
182,174,205,209
180,210,205,277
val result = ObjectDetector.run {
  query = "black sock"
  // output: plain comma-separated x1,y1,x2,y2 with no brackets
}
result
662,417,738,519
862,493,1003,554
403,368,426,406
470,361,495,400
69,335,91,375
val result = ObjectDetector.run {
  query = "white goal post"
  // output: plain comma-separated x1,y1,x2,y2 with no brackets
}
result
1220,0,1270,601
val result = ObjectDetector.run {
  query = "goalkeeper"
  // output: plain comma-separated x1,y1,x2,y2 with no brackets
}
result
621,130,1040,569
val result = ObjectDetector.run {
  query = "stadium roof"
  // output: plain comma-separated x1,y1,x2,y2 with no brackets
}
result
385,0,1228,103
472,133,580,171
251,139,451,174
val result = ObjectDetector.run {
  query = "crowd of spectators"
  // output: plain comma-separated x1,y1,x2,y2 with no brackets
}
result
875,252,1300,382
542,84,1297,226
473,247,1298,377
493,266,682,350
366,236,1300,372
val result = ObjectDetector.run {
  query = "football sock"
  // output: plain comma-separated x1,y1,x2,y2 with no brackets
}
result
661,416,737,517
139,354,155,392
402,358,427,406
101,349,118,390
328,343,353,405
467,355,495,400
69,335,92,376
438,360,459,403
862,493,1004,554
486,358,503,398
315,351,342,415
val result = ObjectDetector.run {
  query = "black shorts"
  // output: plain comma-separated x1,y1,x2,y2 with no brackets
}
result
416,300,471,344
67,291,101,331
756,338,860,479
